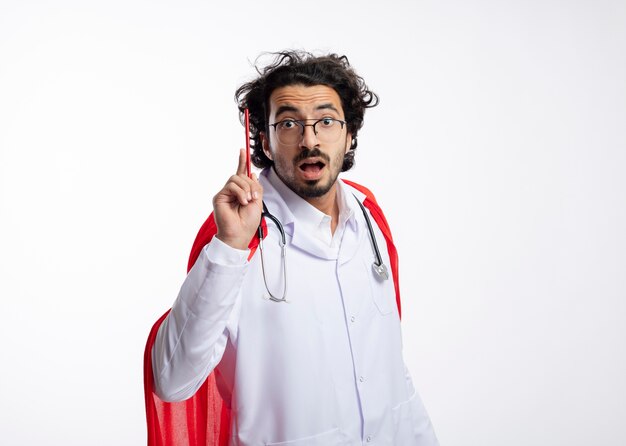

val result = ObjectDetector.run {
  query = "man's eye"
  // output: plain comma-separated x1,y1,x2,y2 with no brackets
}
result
280,120,297,130
320,118,335,127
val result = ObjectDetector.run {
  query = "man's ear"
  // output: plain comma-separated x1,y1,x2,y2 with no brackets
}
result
260,132,273,161
345,132,353,154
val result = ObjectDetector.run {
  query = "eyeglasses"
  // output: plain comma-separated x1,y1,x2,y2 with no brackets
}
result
268,118,346,145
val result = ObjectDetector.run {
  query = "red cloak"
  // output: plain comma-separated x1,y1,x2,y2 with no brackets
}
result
143,180,401,445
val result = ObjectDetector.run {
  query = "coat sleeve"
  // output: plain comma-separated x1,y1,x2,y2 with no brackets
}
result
151,238,249,402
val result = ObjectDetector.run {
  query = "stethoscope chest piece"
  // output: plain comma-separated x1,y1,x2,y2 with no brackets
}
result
372,262,389,281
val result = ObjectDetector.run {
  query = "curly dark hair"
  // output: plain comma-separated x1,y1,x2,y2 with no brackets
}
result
235,50,379,171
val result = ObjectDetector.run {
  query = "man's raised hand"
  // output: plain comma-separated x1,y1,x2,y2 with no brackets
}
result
213,149,263,250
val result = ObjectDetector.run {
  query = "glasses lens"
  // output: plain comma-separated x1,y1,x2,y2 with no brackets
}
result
315,118,343,143
275,120,301,145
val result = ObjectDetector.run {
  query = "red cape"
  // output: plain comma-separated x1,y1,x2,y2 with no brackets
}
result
144,179,401,445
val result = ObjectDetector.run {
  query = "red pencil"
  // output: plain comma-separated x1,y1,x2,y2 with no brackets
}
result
244,108,251,178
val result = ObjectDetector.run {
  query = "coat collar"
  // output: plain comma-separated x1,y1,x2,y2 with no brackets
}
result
259,167,364,259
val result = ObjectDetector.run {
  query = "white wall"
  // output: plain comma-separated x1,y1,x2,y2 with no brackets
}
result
1,1,625,444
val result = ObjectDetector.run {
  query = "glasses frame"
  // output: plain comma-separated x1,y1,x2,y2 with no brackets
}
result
268,118,347,145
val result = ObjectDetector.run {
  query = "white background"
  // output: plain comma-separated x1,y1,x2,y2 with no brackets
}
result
1,0,625,445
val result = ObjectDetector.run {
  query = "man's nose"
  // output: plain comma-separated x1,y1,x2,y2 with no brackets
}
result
299,123,319,148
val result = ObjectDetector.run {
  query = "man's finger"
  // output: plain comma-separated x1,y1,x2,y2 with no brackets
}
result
236,148,247,176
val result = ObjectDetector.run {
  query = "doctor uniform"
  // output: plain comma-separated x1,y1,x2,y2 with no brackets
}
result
150,167,439,446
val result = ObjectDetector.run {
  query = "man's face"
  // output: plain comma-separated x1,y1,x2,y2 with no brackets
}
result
262,84,352,201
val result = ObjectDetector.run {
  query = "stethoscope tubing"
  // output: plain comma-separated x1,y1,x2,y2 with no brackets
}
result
257,194,388,303
258,201,288,302
354,196,390,281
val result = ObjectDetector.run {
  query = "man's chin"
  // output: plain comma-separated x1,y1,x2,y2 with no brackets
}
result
294,179,333,199
273,166,336,200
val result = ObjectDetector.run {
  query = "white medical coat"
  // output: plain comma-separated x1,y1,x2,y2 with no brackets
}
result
152,168,439,446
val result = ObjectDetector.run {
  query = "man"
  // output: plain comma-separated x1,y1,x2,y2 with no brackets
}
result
145,51,438,446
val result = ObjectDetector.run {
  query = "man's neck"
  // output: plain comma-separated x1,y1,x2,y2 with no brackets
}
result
303,185,340,234
266,167,343,235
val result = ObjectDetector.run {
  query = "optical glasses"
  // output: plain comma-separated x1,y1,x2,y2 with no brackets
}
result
268,118,346,145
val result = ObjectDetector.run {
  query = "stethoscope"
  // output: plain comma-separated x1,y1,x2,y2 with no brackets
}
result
257,194,389,303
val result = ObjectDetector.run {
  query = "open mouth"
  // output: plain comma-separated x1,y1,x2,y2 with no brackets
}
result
297,158,326,180
299,160,326,174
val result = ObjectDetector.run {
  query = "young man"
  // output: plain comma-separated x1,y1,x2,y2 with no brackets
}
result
145,51,439,446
